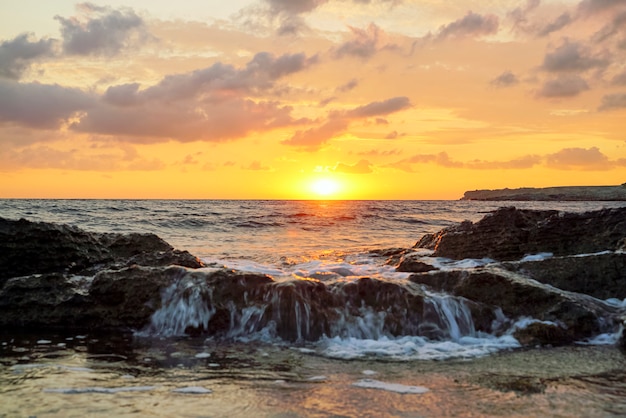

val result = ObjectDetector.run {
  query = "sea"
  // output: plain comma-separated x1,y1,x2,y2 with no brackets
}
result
2,199,626,417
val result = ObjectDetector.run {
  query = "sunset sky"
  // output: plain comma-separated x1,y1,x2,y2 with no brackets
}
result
1,0,625,199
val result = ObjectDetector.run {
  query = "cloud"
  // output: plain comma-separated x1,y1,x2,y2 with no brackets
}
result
283,96,410,150
72,52,317,142
347,96,411,118
540,39,610,72
390,148,619,172
244,160,273,171
465,155,542,169
598,92,626,110
591,10,626,42
537,12,573,37
393,152,463,172
281,118,349,150
611,70,626,85
247,0,328,36
125,52,317,103
332,159,373,174
335,23,398,59
337,78,359,93
356,148,401,157
508,0,541,33
546,146,611,170
54,3,149,56
537,75,590,98
0,144,165,171
385,130,399,139
0,80,94,129
0,34,56,80
435,11,499,40
490,70,519,87
578,0,626,15
75,98,297,142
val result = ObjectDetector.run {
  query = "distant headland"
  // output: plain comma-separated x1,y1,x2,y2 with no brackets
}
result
461,184,626,201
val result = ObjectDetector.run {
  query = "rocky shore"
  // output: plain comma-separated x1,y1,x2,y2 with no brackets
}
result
1,207,625,349
461,185,626,201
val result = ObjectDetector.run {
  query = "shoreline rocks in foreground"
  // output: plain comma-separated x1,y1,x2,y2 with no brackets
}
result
401,206,626,346
1,207,625,349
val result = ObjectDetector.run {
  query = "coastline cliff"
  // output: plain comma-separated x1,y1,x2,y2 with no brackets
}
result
461,184,626,201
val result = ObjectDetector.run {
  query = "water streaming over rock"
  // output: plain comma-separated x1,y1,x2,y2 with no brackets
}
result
143,268,482,345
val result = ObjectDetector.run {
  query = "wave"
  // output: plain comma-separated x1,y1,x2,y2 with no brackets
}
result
235,220,285,228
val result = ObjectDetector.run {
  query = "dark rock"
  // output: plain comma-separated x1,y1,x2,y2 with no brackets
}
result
0,217,204,285
503,252,626,300
395,253,438,273
414,207,626,261
0,217,206,332
410,267,618,343
0,266,180,331
513,322,570,347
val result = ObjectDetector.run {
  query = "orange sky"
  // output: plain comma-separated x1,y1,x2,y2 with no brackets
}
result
1,0,625,199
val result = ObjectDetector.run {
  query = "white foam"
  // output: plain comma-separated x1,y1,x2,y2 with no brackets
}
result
362,370,377,376
211,254,411,283
171,386,213,394
431,257,495,270
520,252,553,262
508,317,561,332
307,375,327,382
604,298,626,308
194,352,211,359
578,332,621,345
352,379,429,394
44,386,156,394
318,334,520,361
36,339,52,344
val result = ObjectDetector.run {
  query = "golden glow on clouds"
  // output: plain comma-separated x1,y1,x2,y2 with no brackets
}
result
1,0,626,199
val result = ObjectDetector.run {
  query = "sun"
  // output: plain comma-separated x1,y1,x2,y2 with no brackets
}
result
310,178,341,198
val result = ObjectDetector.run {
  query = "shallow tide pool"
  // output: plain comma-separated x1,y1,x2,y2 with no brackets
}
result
2,333,626,417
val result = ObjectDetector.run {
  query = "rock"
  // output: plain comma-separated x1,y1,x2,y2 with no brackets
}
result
409,267,618,343
0,266,179,331
503,252,626,300
461,185,626,201
0,217,206,332
0,217,204,285
395,253,438,273
513,322,570,347
414,207,626,261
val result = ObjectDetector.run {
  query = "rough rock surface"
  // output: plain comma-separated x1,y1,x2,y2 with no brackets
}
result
0,217,205,331
0,217,204,285
503,252,626,300
414,206,626,261
409,267,617,344
3,209,626,348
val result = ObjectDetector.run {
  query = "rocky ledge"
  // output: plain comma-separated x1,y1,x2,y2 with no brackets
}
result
2,209,626,349
461,185,626,201
393,206,626,346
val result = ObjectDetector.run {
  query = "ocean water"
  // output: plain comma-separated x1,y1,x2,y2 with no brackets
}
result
2,199,626,417
3,199,624,263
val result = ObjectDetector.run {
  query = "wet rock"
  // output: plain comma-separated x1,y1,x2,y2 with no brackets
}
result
513,322,571,347
0,266,181,331
0,217,206,331
410,267,617,343
395,253,438,273
0,217,204,284
503,252,626,300
414,207,626,261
